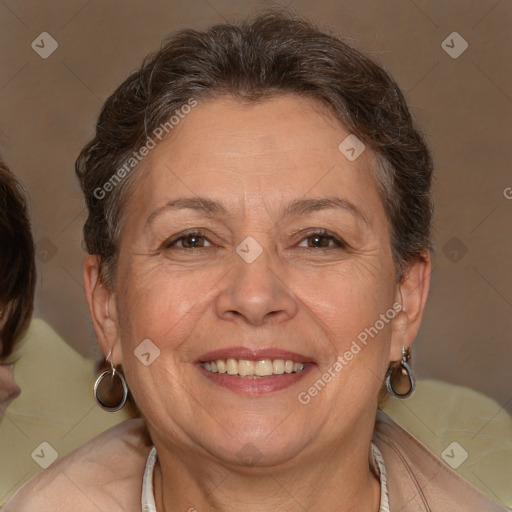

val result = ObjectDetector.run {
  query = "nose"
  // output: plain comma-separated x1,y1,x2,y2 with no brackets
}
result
215,249,298,326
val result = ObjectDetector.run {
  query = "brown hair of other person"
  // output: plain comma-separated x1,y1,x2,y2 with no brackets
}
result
0,157,36,358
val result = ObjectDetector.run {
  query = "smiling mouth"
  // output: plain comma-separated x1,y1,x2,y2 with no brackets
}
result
201,358,306,378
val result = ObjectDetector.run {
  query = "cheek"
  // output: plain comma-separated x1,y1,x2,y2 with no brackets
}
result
300,277,394,405
116,262,225,356
114,267,206,421
290,264,396,406
294,261,395,337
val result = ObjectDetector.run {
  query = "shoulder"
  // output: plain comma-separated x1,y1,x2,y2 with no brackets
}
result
374,409,510,511
380,379,512,509
3,419,152,512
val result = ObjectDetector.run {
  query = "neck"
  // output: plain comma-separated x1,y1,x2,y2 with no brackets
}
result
152,427,381,512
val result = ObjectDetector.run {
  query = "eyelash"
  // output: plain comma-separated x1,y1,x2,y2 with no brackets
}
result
163,230,213,249
163,229,347,250
296,229,347,249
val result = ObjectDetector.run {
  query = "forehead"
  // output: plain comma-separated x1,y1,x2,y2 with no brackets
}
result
129,95,384,220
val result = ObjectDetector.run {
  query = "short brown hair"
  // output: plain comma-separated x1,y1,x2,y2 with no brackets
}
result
0,158,36,358
76,10,433,287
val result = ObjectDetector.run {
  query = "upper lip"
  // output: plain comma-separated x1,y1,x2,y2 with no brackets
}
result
196,346,314,364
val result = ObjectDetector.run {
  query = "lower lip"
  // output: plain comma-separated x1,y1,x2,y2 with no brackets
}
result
198,364,315,394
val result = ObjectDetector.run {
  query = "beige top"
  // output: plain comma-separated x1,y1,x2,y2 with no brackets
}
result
380,379,512,507
4,410,509,511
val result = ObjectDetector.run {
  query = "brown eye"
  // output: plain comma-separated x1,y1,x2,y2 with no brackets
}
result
164,231,213,249
297,231,347,249
179,234,207,248
307,234,331,248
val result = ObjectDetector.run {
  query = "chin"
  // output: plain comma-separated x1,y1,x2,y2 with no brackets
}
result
196,416,314,469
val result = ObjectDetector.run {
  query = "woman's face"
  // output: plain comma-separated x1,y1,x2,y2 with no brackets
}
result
96,95,425,466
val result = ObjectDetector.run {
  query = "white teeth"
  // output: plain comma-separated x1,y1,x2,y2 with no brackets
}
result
201,358,307,377
273,359,285,375
226,358,238,375
238,359,254,376
254,359,273,376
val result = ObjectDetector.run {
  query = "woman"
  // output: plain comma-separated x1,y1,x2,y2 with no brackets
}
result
0,158,134,505
5,11,508,511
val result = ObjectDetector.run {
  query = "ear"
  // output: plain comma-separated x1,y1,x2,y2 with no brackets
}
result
390,254,431,361
83,255,123,365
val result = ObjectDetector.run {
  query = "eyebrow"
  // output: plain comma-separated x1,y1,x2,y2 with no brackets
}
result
146,197,227,226
146,196,368,226
282,197,369,225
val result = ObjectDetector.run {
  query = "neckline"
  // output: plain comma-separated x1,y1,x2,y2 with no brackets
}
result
141,443,389,511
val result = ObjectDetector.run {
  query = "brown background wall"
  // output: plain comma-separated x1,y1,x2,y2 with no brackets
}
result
1,0,510,413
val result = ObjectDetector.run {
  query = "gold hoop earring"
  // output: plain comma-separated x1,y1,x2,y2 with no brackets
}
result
385,346,415,399
93,351,128,412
